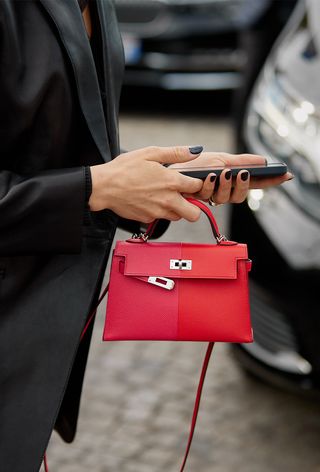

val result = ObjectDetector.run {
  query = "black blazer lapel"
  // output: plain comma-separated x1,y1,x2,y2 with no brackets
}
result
39,0,111,162
96,0,124,157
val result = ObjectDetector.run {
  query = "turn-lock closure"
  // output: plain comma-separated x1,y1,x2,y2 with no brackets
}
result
170,259,192,270
147,276,175,290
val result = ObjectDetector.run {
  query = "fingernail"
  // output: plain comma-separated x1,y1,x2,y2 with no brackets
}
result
189,145,203,155
210,174,216,183
265,158,268,165
241,171,249,181
225,170,232,180
288,173,294,180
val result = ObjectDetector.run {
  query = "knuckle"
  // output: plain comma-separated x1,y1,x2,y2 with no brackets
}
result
172,146,182,162
161,194,175,209
201,188,212,199
166,212,181,221
166,174,179,191
141,216,154,224
145,146,161,159
187,179,202,194
214,195,226,204
188,208,201,222
146,145,159,153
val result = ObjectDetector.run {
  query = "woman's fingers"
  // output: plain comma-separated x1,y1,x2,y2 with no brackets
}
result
169,194,201,222
162,211,182,221
89,144,294,223
229,170,250,203
199,173,216,200
183,173,216,200
250,172,293,188
224,153,266,166
212,169,232,204
174,172,203,195
143,145,203,164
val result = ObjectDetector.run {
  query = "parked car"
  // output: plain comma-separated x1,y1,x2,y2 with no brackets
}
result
230,0,320,396
114,0,296,91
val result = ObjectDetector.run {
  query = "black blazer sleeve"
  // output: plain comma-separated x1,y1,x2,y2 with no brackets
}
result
0,2,100,256
0,167,87,255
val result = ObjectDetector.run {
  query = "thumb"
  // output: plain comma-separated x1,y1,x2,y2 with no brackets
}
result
145,145,203,164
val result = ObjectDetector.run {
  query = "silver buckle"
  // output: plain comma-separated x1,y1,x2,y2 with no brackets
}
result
132,232,149,242
148,276,175,290
216,234,227,243
170,259,192,270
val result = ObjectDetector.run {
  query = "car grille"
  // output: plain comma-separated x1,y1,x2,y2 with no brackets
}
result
249,283,298,354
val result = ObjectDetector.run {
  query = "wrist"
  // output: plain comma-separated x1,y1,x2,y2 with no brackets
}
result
88,164,113,212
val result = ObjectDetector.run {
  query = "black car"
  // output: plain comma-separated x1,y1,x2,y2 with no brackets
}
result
231,0,320,396
115,0,296,92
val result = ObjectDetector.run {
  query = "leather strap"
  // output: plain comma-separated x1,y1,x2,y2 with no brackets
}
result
43,280,214,471
179,342,214,472
145,198,225,243
43,452,48,472
80,283,110,343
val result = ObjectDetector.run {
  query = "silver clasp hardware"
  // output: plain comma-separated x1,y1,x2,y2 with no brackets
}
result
132,232,149,242
216,234,227,243
170,259,192,270
148,276,175,290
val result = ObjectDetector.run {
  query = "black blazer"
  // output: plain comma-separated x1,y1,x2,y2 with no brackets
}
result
0,1,124,470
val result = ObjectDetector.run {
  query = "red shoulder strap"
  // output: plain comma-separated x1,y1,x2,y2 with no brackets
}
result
179,342,214,471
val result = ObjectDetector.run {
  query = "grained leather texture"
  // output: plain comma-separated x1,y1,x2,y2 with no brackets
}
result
103,205,253,343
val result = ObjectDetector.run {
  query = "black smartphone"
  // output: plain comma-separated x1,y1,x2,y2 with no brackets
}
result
176,162,288,180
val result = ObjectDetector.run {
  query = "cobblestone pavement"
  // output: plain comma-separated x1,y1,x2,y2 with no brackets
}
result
46,111,320,472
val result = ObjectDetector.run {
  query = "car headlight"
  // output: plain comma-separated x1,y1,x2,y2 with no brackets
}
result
244,61,320,220
248,64,320,183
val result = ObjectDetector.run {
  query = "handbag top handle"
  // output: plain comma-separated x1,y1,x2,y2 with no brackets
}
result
137,198,227,244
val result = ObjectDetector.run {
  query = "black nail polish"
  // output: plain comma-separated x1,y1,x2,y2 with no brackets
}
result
189,145,203,155
265,158,268,165
210,175,216,183
225,170,232,180
241,171,249,181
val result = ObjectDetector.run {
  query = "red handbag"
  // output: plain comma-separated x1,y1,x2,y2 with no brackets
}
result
43,199,253,472
103,198,252,343
101,199,252,471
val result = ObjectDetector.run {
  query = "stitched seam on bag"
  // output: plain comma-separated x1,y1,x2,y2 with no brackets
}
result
176,242,182,340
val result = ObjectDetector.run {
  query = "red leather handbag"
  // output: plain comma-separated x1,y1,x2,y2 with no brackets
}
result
43,199,253,472
103,198,252,344
102,198,253,471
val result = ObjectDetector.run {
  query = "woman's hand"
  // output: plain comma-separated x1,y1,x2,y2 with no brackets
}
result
169,151,293,205
89,146,205,223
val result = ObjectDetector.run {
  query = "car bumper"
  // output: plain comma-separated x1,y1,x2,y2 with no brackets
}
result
123,69,242,90
230,181,320,393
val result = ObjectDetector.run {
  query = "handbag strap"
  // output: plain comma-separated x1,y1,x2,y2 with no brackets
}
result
179,341,214,472
43,288,214,472
143,198,226,243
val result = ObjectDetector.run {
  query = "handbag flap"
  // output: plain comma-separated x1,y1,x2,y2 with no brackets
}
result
114,241,249,279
